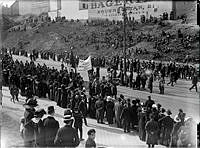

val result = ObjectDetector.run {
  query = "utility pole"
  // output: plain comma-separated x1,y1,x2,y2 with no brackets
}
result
122,0,127,79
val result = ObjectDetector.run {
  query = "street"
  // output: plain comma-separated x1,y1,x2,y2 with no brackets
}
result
1,55,199,148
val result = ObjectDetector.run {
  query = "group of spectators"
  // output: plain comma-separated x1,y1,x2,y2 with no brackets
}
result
2,50,198,147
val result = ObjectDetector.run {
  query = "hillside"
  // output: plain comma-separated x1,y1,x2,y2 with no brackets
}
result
2,18,199,63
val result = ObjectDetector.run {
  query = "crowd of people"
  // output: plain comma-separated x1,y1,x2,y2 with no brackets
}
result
2,51,198,147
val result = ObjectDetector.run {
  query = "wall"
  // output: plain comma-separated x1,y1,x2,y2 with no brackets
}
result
18,0,33,15
31,0,49,15
2,5,12,15
59,0,88,20
173,0,197,24
11,0,19,16
88,1,173,21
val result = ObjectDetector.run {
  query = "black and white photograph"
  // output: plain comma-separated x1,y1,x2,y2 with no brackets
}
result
0,0,199,148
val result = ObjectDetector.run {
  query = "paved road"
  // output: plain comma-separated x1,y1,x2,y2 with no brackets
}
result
12,55,200,122
1,55,199,148
2,87,154,148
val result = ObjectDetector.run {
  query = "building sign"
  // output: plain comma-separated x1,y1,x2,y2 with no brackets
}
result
88,1,172,21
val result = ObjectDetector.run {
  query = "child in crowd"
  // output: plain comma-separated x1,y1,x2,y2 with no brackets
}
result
85,129,96,148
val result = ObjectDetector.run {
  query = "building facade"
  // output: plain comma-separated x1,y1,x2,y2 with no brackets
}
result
88,0,197,23
48,0,88,20
9,0,49,16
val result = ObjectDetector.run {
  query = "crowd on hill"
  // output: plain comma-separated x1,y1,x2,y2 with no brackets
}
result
6,10,199,63
2,52,198,147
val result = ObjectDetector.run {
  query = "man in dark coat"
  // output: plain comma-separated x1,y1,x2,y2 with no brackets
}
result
54,109,80,147
189,73,198,92
43,106,59,147
148,74,153,93
73,107,84,141
120,103,131,133
79,94,88,126
145,115,159,148
158,109,174,146
130,100,138,129
145,96,155,109
135,73,141,90
106,96,114,124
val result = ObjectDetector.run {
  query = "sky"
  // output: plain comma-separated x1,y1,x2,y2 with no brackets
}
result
0,0,15,7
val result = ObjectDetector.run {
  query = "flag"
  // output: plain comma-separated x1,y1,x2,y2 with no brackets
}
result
78,56,92,71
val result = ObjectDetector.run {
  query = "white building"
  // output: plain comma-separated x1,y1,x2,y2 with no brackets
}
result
48,0,88,20
88,0,197,23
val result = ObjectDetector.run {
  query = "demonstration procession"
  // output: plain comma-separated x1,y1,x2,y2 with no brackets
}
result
1,0,200,148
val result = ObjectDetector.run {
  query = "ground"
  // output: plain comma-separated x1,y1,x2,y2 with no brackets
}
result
1,55,199,148
2,17,199,62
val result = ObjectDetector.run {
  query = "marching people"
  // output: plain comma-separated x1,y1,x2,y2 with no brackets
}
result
158,75,165,94
85,129,96,148
54,109,80,147
1,48,198,148
189,73,198,92
148,73,154,93
73,107,84,141
10,84,19,103
43,106,60,147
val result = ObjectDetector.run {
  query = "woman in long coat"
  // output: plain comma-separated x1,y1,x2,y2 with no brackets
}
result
106,97,115,124
145,115,159,148
138,107,147,141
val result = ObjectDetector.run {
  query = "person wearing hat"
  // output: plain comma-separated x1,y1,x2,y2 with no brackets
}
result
43,106,59,147
170,113,185,148
120,103,131,133
114,97,123,128
144,96,155,109
95,96,105,124
73,107,84,141
106,96,115,125
177,117,197,147
145,114,159,148
23,98,38,124
158,109,174,146
23,108,46,147
148,73,154,93
189,72,198,92
54,109,80,147
138,106,147,141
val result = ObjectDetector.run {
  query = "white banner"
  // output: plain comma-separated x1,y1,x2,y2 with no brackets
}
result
78,56,92,72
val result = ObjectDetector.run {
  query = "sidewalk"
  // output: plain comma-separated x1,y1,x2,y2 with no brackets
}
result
3,86,160,148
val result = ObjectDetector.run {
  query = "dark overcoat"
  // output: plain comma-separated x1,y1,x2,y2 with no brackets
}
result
145,119,159,145
106,101,114,124
43,116,59,147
